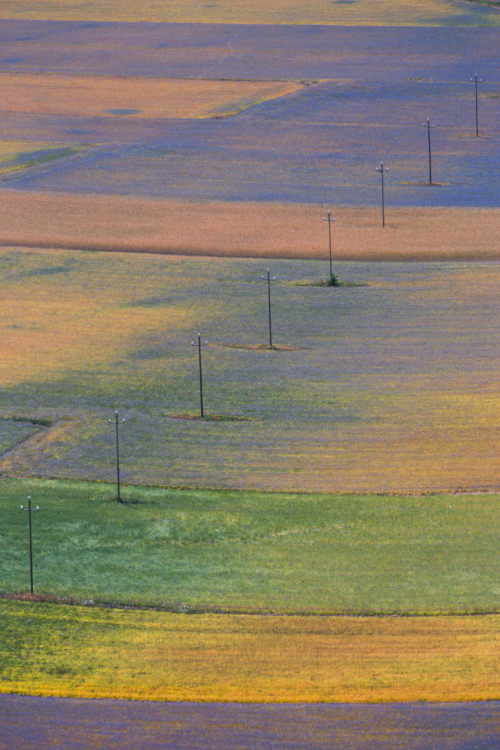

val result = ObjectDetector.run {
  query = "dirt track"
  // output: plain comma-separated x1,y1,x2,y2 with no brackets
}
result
0,190,498,261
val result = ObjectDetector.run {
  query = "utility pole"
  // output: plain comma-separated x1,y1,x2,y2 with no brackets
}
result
261,269,276,349
375,162,389,227
191,333,208,418
470,73,483,137
322,209,336,279
421,118,435,184
19,496,40,595
108,411,125,502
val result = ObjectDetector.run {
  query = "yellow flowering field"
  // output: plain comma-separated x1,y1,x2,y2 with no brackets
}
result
1,601,498,702
0,0,496,25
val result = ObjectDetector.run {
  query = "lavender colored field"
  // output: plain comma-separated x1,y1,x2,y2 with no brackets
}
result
0,694,499,750
0,22,498,206
2,22,498,81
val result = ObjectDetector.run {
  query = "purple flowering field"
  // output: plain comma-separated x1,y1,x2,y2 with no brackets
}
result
1,694,499,750
0,21,498,206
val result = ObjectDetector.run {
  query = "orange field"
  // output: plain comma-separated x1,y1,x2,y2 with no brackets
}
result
0,283,191,387
0,0,497,25
0,191,498,261
0,74,303,120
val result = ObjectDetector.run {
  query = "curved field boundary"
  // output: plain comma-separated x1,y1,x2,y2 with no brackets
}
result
0,695,498,750
0,0,498,26
0,191,498,261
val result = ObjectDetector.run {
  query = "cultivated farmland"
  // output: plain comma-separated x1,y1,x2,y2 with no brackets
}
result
1,599,498,702
0,74,303,120
1,697,499,750
0,249,498,494
0,192,498,260
0,24,498,206
0,3,498,740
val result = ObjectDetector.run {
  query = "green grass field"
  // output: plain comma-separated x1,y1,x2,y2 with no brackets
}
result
1,478,498,615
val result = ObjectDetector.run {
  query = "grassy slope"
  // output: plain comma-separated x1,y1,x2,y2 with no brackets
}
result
1,478,498,614
0,249,498,495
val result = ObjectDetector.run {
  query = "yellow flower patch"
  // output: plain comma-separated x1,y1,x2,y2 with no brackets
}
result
0,0,492,26
1,601,498,702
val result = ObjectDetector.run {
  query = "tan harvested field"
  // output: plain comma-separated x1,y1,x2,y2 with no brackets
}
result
0,74,303,120
0,190,498,261
0,0,497,25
